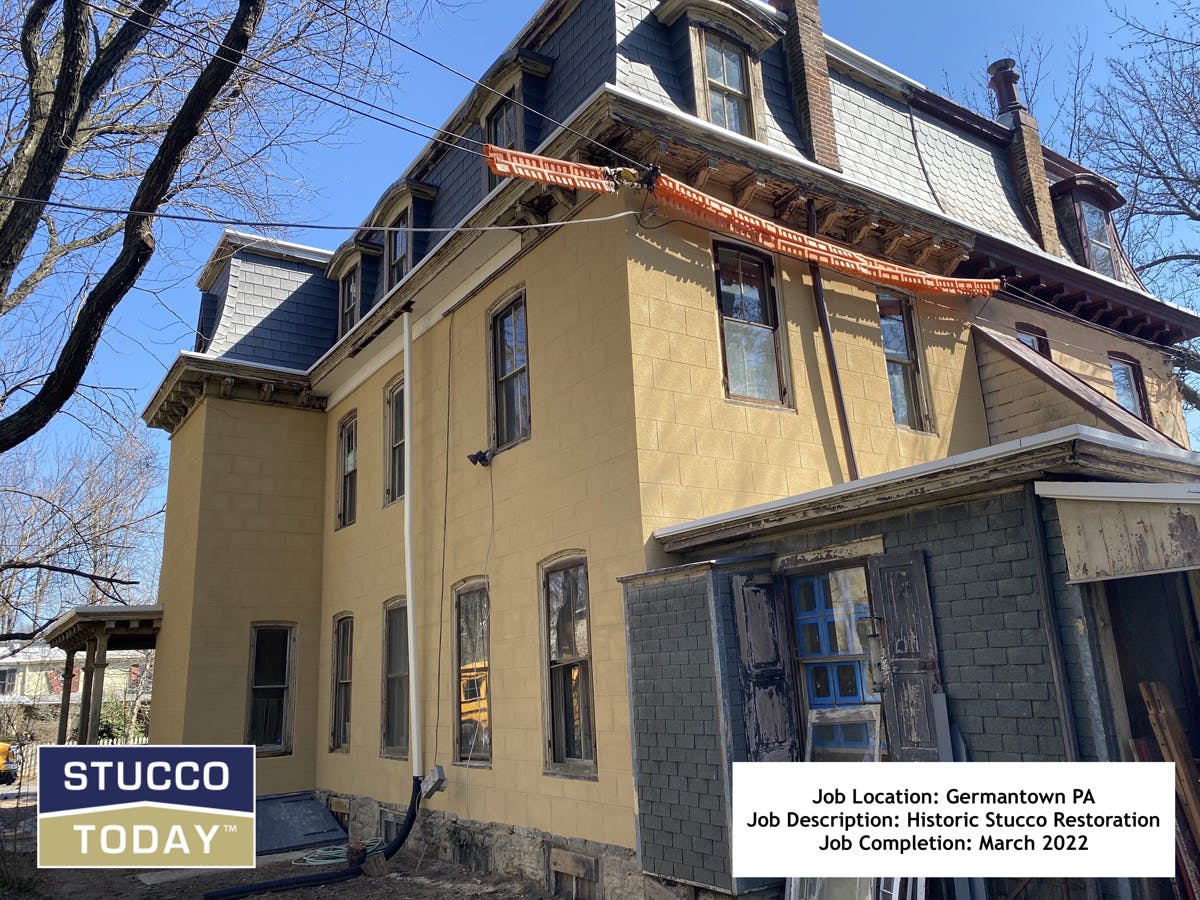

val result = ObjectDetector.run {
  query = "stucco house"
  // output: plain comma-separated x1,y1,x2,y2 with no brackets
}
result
142,0,1200,897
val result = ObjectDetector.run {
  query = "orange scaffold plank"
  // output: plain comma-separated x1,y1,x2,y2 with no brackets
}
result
482,146,1002,298
650,174,1001,298
484,144,617,194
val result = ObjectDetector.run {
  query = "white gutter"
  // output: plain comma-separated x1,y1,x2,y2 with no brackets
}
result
403,310,422,775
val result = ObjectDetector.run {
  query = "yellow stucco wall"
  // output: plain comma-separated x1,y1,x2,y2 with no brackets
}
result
313,203,643,848
151,399,326,796
628,223,991,543
152,199,1194,850
970,299,1189,446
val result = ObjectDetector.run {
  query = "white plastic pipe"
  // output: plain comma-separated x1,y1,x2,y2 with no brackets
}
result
403,309,422,775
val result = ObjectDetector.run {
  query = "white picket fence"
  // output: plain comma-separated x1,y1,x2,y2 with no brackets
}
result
15,735,149,781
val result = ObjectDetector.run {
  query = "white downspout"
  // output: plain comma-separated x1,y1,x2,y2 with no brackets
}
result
403,309,423,776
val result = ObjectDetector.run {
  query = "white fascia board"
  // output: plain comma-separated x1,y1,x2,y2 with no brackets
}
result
1034,481,1200,504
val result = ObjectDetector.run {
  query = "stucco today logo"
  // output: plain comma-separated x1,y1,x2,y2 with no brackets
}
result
37,745,255,868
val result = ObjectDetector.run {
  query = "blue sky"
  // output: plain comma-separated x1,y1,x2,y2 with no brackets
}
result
84,0,1169,463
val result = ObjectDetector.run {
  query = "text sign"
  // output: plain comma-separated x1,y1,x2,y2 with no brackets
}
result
38,745,255,868
732,762,1174,878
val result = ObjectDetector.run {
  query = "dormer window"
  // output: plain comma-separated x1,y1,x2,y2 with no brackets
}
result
389,210,410,288
1080,202,1115,279
486,92,518,191
1050,173,1125,281
704,31,750,136
653,0,781,143
339,267,359,337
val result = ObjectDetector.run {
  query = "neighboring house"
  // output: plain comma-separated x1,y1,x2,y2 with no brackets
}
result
0,641,149,714
143,0,1200,898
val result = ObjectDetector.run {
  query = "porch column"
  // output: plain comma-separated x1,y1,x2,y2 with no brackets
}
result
56,649,76,744
75,639,97,744
85,634,109,745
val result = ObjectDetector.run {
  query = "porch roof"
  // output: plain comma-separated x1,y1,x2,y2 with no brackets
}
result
652,425,1200,554
42,604,163,654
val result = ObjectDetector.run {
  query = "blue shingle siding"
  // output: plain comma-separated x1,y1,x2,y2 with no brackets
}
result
615,1,689,114
537,0,615,145
204,250,337,370
427,123,485,234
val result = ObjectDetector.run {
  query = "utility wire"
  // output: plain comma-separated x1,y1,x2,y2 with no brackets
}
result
308,0,647,172
0,192,642,233
81,0,485,156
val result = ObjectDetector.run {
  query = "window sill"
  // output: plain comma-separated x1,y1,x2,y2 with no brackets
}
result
723,395,795,413
543,765,598,782
380,750,409,761
893,423,938,437
491,432,531,458
452,759,492,770
255,748,293,759
383,496,405,509
334,520,356,531
328,746,350,755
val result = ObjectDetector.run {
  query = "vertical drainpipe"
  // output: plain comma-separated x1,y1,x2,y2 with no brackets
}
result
806,199,859,481
403,308,423,776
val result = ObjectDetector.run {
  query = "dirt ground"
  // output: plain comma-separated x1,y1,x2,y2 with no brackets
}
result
0,788,550,899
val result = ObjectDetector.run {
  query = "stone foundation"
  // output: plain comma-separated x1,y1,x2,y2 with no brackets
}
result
317,789,763,899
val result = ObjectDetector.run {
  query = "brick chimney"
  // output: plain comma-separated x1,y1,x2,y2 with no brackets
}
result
987,58,1062,256
773,0,841,171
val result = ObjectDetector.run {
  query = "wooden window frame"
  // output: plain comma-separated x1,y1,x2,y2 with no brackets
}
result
246,622,296,757
484,89,519,192
336,413,358,528
330,614,354,751
877,291,934,433
701,30,752,137
1014,322,1051,358
1108,351,1152,423
339,265,360,338
381,598,409,759
384,377,405,506
387,209,411,289
1076,199,1118,280
714,242,788,406
454,579,491,766
539,552,597,778
489,292,532,451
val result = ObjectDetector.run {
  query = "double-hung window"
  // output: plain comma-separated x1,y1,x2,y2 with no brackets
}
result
492,295,530,448
545,559,596,771
0,669,14,695
486,93,517,190
340,266,359,337
337,414,357,527
385,380,404,504
456,585,491,763
382,600,409,757
1108,352,1150,422
388,211,410,288
1081,202,1116,279
247,624,294,754
715,244,783,403
878,292,927,430
703,32,751,136
331,615,353,750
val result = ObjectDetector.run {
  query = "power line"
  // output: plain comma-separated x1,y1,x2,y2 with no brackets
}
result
81,0,486,156
308,0,648,172
0,191,641,233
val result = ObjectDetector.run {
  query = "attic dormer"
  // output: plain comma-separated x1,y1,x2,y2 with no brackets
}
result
1050,172,1127,282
